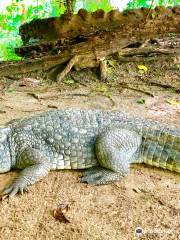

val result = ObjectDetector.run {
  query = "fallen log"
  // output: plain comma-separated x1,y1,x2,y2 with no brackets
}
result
0,6,179,81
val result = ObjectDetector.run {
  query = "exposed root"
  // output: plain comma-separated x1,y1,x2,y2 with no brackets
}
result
57,55,80,82
99,58,108,81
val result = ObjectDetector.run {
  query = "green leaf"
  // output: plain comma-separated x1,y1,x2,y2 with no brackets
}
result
137,99,145,104
64,79,75,85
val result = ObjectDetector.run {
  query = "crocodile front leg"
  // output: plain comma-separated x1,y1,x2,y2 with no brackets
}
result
3,147,51,197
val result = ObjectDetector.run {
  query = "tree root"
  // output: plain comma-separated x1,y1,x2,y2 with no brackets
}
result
57,55,80,82
99,58,108,81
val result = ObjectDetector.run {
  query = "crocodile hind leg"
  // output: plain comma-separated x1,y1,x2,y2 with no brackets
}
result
82,128,142,184
2,147,51,198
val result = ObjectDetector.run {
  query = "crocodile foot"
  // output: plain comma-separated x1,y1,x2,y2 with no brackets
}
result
82,167,122,184
2,178,29,198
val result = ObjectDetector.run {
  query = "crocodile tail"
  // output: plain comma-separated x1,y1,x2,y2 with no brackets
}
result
140,126,180,173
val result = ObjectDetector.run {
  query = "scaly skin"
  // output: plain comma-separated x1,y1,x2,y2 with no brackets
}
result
0,108,179,197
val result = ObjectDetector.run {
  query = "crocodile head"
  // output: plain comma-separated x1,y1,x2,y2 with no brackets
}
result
0,127,11,173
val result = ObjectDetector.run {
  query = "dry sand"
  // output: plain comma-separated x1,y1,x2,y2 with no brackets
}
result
0,66,180,240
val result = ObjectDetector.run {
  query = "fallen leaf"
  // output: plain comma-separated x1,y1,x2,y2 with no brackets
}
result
165,99,180,106
137,65,148,74
53,204,70,223
137,99,145,104
151,12,156,19
64,79,75,85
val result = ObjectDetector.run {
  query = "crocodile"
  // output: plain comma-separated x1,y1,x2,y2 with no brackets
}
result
0,108,179,198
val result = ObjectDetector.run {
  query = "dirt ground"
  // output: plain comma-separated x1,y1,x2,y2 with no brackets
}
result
0,60,180,240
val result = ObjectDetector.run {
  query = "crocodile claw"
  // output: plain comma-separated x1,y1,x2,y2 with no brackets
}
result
2,180,29,198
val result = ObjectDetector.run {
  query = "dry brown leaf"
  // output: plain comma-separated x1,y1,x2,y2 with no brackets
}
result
53,204,70,223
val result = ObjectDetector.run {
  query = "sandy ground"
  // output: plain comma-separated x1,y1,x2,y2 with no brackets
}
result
0,62,180,240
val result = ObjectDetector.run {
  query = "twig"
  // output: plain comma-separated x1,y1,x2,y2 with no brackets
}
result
124,86,154,97
22,109,44,113
27,92,41,101
148,81,180,93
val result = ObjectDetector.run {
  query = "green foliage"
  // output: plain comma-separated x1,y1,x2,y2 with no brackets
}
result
0,37,22,61
82,0,112,12
127,0,177,9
